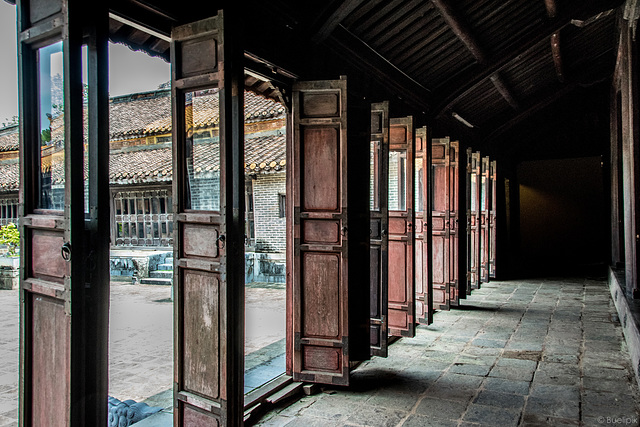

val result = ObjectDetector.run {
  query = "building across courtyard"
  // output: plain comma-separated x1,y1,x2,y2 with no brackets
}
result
0,87,287,284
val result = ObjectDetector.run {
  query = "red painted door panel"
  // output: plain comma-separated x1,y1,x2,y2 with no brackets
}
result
388,117,415,337
469,152,481,290
489,160,497,279
415,127,433,324
480,156,490,283
291,78,370,386
431,138,462,310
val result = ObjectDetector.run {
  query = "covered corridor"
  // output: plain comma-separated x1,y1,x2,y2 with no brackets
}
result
254,277,640,427
8,0,640,425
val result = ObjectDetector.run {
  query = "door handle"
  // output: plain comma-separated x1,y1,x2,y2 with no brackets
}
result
216,234,226,249
61,242,72,262
341,226,348,236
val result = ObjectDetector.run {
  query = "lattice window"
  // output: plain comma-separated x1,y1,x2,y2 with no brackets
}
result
0,197,18,226
113,189,173,247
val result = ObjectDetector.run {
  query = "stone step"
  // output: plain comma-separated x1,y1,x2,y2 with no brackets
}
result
157,263,173,271
140,277,173,286
150,270,173,279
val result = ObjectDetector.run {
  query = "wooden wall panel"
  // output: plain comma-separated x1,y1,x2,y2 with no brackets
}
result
31,295,70,427
182,270,220,399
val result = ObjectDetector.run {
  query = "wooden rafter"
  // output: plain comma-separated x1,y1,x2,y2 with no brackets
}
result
551,32,565,83
311,0,368,43
490,73,519,109
430,0,486,63
546,0,565,83
433,0,623,118
431,0,519,110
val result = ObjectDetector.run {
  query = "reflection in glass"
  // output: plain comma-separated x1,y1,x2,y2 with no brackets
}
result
38,41,64,210
471,174,477,211
415,157,424,213
370,140,380,211
481,176,487,211
389,150,406,211
185,89,220,211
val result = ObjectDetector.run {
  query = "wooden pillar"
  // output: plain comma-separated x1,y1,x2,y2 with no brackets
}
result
621,25,640,298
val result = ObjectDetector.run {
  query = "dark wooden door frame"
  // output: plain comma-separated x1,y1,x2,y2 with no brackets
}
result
17,0,110,424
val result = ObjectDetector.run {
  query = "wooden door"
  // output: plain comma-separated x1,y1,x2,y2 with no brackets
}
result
469,151,481,290
415,126,433,325
291,78,370,386
480,156,490,283
489,160,497,279
370,101,389,356
388,116,415,337
431,138,451,310
171,13,245,426
18,2,110,425
448,140,463,305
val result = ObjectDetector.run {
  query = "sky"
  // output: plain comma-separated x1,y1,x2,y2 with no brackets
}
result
0,1,170,125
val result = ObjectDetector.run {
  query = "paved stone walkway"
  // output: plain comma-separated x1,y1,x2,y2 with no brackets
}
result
255,278,640,427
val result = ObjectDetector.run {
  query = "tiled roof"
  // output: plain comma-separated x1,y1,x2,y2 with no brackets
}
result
109,133,286,185
0,131,286,192
110,88,286,140
0,125,18,152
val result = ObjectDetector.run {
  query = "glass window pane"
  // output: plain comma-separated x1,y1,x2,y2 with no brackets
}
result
185,89,220,211
370,140,380,211
481,176,487,211
389,150,406,211
38,41,64,210
415,157,424,213
471,174,477,211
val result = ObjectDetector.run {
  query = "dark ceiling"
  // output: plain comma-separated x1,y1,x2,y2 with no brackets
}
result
18,0,629,161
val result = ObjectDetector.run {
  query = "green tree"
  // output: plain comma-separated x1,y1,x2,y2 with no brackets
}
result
0,223,20,256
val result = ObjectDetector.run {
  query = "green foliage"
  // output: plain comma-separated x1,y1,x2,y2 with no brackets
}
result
41,128,51,145
0,223,20,256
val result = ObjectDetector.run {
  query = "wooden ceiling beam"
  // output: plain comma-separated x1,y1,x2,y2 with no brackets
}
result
433,0,624,119
430,0,486,63
431,0,519,110
550,32,565,83
311,0,369,43
490,73,519,109
545,0,565,83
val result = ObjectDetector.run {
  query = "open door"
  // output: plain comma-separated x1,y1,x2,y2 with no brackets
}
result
469,151,481,290
448,140,463,305
291,77,370,386
489,160,497,279
18,2,110,425
370,101,389,357
480,156,490,284
431,137,452,310
415,126,433,325
388,116,415,337
171,12,245,426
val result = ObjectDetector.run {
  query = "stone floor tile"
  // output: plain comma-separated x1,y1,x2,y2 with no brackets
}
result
448,362,492,377
524,396,580,420
472,389,525,410
481,377,531,395
401,414,459,427
344,404,408,427
463,403,521,427
366,390,421,412
414,396,469,420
